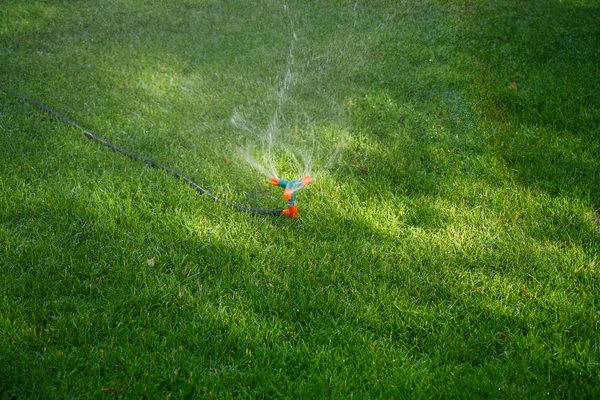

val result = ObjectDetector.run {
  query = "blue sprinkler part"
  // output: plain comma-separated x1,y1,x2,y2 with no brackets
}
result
269,176,313,218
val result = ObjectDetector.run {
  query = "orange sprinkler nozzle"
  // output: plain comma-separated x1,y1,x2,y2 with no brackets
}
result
269,177,280,186
283,188,294,200
302,176,313,186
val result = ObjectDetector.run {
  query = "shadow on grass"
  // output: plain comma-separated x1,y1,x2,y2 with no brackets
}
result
453,0,600,205
300,191,599,395
2,0,600,397
335,0,600,212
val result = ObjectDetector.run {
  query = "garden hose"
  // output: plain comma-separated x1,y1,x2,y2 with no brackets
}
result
0,83,303,217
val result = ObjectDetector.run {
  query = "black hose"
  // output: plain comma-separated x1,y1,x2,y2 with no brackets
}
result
0,83,284,216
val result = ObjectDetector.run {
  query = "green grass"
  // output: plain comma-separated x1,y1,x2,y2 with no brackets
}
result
1,0,599,398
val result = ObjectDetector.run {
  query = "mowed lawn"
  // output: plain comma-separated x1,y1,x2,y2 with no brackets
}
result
1,0,599,398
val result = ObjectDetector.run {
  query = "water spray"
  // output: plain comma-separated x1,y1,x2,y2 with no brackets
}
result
0,83,313,220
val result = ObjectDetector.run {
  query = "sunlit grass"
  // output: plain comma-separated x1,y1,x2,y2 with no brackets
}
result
1,0,599,398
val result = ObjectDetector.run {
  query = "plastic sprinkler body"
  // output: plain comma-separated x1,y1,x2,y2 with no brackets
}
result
269,176,313,219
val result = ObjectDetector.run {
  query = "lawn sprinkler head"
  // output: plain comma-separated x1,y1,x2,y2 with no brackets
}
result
269,176,313,219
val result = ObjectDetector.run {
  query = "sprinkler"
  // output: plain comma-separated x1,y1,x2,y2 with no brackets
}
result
0,82,314,220
269,176,313,219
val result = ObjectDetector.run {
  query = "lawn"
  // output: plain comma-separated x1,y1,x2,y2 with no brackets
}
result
1,0,599,398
